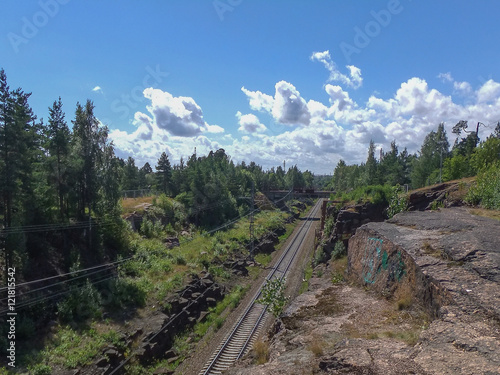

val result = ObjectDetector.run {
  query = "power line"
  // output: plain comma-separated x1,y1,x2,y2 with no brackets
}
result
0,208,258,313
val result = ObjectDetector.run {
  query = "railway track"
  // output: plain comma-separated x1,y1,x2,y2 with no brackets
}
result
199,199,323,375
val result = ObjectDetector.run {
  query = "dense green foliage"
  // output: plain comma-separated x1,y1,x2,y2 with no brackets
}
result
466,162,500,209
334,184,392,205
387,184,409,219
332,122,500,198
257,277,289,317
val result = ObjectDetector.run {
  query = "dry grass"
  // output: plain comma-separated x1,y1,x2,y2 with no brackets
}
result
308,337,324,357
253,340,270,365
309,340,324,357
421,241,446,259
470,208,500,221
409,177,475,194
121,196,155,215
394,283,414,311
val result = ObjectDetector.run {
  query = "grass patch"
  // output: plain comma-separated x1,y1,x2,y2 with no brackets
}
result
331,255,348,284
121,196,155,215
421,241,448,259
254,253,272,266
32,324,122,369
470,208,500,221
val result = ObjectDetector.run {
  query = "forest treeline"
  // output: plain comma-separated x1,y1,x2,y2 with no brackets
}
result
332,122,500,197
0,68,315,275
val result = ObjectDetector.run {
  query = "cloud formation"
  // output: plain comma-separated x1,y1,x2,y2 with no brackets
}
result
310,50,363,89
110,54,500,174
236,111,267,133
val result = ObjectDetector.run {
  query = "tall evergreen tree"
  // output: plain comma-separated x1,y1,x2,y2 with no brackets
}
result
156,152,172,195
71,100,107,219
0,70,39,269
494,122,500,139
123,156,139,190
47,97,70,220
365,140,378,185
411,123,449,187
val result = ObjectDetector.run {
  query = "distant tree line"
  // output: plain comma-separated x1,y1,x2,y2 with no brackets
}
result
332,121,500,192
122,150,314,227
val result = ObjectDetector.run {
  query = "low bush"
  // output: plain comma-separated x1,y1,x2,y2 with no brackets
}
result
57,280,102,323
466,162,500,209
337,185,392,206
331,241,346,260
387,184,409,219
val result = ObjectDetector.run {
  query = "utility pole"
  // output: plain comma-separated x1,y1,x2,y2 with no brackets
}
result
238,181,255,259
438,140,445,183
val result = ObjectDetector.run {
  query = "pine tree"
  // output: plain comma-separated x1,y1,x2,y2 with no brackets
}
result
47,97,70,220
156,152,172,195
123,156,138,190
494,122,500,139
411,123,449,187
71,100,107,219
365,140,378,185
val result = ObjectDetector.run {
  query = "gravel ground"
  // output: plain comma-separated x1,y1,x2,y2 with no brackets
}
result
175,202,321,375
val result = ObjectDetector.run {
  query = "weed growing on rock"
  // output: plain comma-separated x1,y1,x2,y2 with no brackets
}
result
257,277,289,317
309,339,324,357
332,241,347,260
331,272,344,284
253,340,270,364
387,184,409,219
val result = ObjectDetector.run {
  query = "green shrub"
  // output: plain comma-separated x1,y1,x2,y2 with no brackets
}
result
257,277,289,317
313,246,328,266
387,184,409,219
173,254,187,265
57,280,102,323
466,162,500,209
140,218,164,238
336,185,391,206
430,200,444,210
324,217,335,237
332,241,347,260
106,278,147,309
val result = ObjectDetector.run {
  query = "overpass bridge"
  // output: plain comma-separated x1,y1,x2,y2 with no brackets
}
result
264,189,334,200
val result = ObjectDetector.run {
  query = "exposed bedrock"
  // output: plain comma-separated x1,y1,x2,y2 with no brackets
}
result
348,208,500,374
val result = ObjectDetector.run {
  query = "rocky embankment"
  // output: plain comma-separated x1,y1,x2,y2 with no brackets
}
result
228,201,500,374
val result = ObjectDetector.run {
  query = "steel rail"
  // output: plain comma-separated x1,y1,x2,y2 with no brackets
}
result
199,199,322,375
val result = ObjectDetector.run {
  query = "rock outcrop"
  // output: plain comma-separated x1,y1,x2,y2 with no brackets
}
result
89,272,225,374
347,208,500,374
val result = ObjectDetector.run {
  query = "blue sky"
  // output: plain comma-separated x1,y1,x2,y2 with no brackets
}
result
2,1,500,174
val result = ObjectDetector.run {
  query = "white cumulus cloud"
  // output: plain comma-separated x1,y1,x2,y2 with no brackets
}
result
310,50,363,89
137,88,224,137
236,111,267,133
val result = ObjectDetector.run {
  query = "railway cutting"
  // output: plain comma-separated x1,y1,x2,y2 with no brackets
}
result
198,199,323,375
